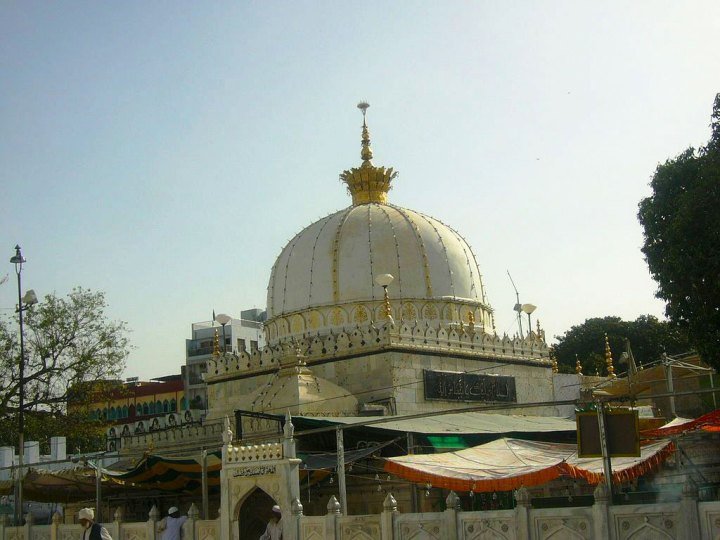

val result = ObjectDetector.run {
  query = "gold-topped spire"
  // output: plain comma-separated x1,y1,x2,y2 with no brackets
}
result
604,333,616,378
213,329,220,357
340,102,398,205
358,102,373,163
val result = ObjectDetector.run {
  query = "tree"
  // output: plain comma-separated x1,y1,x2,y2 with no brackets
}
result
0,287,130,451
553,315,690,375
638,94,720,370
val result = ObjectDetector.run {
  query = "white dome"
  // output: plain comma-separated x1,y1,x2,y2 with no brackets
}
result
267,203,489,318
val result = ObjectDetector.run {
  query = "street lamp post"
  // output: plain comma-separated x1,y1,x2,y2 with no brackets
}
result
214,313,232,354
9,245,37,526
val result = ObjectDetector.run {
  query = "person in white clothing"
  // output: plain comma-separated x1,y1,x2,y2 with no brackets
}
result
78,507,112,540
259,505,282,540
158,506,188,540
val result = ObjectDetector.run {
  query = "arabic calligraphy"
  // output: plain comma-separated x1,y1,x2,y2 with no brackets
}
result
423,370,517,402
233,465,277,477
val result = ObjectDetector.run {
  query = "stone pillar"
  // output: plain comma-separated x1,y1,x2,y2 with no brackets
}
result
381,492,397,540
325,495,340,539
22,511,33,540
0,447,13,481
592,483,612,540
50,437,66,461
48,511,60,540
24,441,40,465
111,506,123,540
148,504,160,540
291,497,303,540
444,491,460,538
514,487,531,540
186,503,200,540
680,480,701,540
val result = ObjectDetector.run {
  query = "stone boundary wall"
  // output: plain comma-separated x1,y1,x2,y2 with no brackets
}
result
0,503,220,540
289,483,719,540
2,486,718,539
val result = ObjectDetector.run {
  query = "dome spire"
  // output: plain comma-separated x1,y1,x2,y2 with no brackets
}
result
340,102,398,205
358,101,373,164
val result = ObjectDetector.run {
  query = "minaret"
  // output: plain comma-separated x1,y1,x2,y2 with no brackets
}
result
340,102,398,205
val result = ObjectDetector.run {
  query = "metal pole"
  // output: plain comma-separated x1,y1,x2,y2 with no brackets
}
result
95,460,102,523
596,402,613,502
335,427,347,515
710,371,717,411
407,432,418,512
221,323,227,354
665,361,676,417
13,247,25,526
201,449,209,519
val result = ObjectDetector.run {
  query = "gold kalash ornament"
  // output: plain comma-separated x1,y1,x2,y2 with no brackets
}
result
340,102,398,205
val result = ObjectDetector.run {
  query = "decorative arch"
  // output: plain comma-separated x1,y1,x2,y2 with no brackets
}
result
290,314,305,334
306,310,322,330
163,400,169,413
235,487,278,540
329,307,347,326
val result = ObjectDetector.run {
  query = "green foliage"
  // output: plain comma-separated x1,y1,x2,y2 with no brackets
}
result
0,287,129,450
638,94,720,370
553,315,690,375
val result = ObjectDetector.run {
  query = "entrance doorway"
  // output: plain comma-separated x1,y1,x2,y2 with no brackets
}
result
238,488,277,539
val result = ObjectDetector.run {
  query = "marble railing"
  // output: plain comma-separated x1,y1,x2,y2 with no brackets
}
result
207,320,550,383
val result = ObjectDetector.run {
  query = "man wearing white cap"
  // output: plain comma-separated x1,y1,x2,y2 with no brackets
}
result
158,506,187,540
259,505,282,540
77,508,112,540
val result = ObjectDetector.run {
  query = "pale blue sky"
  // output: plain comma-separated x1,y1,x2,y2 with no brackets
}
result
2,2,719,380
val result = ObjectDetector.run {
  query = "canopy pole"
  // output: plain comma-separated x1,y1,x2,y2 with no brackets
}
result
201,449,209,519
596,402,613,503
407,432,418,512
95,459,102,523
336,427,347,515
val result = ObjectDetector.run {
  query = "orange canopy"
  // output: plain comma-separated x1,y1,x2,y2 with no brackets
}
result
384,437,674,493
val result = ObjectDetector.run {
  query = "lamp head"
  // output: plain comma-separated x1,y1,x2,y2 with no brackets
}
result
214,313,231,326
10,245,25,265
375,273,394,288
520,303,536,315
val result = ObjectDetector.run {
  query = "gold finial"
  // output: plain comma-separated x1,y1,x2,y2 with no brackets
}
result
340,102,398,205
468,311,475,326
213,328,220,357
375,274,394,324
575,354,583,376
358,102,373,163
604,333,616,378
550,349,558,373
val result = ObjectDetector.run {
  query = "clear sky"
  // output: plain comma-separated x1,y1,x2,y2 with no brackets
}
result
2,2,719,381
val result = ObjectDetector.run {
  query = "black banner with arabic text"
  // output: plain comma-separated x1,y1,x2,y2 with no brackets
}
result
423,370,517,402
